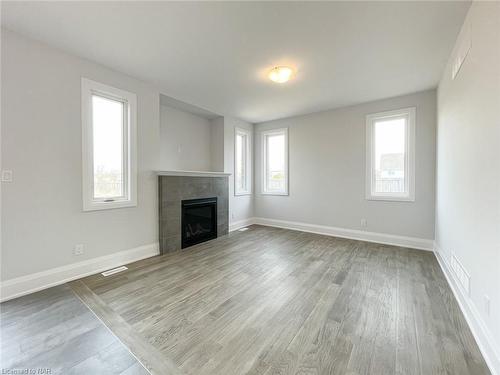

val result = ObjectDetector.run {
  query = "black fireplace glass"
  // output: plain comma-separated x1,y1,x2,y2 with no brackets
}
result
181,197,217,249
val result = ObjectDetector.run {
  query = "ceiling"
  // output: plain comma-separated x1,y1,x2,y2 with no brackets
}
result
1,1,470,123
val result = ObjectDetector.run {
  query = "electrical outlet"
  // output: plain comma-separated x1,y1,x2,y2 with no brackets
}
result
1,170,13,182
360,218,367,228
74,244,84,256
484,295,491,316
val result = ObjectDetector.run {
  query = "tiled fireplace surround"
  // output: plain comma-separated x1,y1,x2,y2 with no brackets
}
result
158,174,229,254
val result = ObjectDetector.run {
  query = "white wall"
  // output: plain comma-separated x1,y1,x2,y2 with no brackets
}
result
1,30,160,281
436,2,500,372
223,117,254,225
210,117,225,172
159,104,213,172
254,90,436,240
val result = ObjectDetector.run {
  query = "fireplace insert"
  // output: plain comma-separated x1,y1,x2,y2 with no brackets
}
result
181,197,217,249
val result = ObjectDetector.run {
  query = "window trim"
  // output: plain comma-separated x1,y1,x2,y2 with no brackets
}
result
81,78,137,211
365,107,415,202
234,127,252,196
261,128,289,196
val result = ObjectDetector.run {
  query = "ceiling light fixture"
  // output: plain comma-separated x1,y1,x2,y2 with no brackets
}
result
268,66,294,83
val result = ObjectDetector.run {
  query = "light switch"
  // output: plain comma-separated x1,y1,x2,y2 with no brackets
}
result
1,170,13,182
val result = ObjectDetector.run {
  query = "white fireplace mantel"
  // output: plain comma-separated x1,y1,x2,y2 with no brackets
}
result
156,170,231,178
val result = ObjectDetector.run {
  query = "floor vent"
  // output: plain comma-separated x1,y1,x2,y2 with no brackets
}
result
101,266,128,277
450,254,470,295
238,227,249,232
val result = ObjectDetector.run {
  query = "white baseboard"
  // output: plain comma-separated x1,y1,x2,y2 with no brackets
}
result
229,218,257,232
434,244,500,375
0,243,159,303
252,217,434,251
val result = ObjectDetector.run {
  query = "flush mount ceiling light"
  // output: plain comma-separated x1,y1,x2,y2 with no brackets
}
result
268,66,294,83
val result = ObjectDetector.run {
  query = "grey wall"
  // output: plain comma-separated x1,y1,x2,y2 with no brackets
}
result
159,112,255,226
159,104,213,172
254,90,437,240
1,30,161,281
159,111,251,225
210,117,225,172
436,1,500,358
0,30,257,283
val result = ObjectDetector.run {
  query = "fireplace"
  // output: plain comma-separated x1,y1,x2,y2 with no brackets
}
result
158,173,228,253
181,197,218,249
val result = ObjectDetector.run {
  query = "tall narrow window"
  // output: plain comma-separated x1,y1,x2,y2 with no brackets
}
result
262,128,288,195
366,107,415,201
82,78,137,211
235,127,252,195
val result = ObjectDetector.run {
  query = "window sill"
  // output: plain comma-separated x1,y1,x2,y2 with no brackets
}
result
366,195,415,202
83,200,137,212
235,191,252,197
261,192,289,196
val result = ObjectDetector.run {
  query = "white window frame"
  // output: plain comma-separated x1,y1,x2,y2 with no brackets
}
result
366,107,415,202
234,127,252,196
261,128,289,196
81,78,137,211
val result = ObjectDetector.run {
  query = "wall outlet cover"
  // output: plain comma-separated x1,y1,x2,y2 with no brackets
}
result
74,244,84,256
1,170,13,182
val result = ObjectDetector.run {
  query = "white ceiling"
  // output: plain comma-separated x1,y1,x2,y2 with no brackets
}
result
1,1,470,123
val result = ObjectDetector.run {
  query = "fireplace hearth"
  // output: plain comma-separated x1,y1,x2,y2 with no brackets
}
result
181,197,217,249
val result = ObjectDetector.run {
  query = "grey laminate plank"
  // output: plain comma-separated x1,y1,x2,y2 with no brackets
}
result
78,226,488,375
394,247,421,375
261,280,341,375
69,280,181,375
26,225,489,375
1,308,101,366
88,227,491,374
165,262,298,365
8,325,118,373
0,285,148,375
193,261,336,375
65,341,138,375
119,362,152,375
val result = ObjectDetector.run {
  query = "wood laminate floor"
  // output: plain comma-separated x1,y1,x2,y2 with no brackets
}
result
0,284,149,375
70,225,489,375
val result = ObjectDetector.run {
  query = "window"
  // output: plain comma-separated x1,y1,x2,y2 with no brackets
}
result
81,78,137,211
366,107,415,201
235,127,252,195
262,128,288,195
